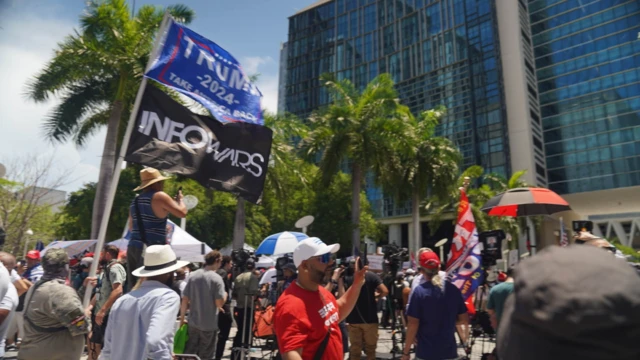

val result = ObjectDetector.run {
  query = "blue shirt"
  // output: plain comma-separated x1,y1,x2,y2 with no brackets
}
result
24,264,44,283
130,191,168,246
406,281,467,360
99,280,180,360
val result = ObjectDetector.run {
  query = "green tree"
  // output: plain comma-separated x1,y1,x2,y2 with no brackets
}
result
380,106,461,257
232,112,310,250
55,164,141,241
302,73,413,253
0,155,69,254
26,0,195,239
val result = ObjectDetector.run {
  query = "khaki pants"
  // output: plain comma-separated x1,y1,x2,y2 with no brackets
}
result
348,323,378,360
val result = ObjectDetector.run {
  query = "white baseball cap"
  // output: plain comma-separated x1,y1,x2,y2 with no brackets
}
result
293,237,340,267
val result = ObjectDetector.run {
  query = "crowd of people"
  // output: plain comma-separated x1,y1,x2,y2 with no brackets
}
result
0,168,638,360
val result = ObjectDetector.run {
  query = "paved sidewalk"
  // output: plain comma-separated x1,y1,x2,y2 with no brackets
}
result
5,325,495,359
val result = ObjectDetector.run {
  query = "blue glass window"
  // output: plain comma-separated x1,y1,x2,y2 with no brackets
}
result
425,3,441,36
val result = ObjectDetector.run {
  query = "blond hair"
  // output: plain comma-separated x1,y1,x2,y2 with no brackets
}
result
423,268,444,290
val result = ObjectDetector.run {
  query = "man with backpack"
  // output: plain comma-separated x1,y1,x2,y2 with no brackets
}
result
89,245,125,360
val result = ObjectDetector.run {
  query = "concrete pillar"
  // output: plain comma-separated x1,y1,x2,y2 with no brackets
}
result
388,224,402,246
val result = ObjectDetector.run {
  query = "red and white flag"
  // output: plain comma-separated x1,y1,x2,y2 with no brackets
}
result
446,189,478,272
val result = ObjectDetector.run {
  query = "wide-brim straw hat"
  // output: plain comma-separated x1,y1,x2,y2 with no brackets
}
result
132,245,190,278
133,168,170,191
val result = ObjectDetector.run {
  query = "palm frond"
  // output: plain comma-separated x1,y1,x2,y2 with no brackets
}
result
42,78,110,143
73,108,110,146
166,4,196,24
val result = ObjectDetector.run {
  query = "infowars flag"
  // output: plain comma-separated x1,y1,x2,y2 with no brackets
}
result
446,189,483,300
145,18,263,125
125,84,272,204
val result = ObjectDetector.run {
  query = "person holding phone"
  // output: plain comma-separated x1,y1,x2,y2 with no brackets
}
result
127,168,188,292
274,238,367,360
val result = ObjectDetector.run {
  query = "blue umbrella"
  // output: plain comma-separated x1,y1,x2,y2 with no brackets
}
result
255,231,309,256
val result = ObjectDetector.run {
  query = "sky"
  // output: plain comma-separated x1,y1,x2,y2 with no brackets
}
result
0,0,317,193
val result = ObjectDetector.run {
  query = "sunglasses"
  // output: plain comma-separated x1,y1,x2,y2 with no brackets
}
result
314,253,337,264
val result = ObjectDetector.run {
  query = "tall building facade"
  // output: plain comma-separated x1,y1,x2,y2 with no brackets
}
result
283,0,544,247
278,42,289,114
529,0,640,248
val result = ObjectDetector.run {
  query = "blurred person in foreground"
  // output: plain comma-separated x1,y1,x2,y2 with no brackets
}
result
18,249,89,360
0,257,16,359
403,251,469,360
99,245,189,360
274,237,367,359
498,245,640,360
0,252,28,351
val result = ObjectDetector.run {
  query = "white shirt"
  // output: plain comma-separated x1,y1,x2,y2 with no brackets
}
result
99,280,180,360
0,283,18,356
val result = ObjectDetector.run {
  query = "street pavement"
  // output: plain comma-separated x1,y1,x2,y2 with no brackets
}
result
4,326,495,359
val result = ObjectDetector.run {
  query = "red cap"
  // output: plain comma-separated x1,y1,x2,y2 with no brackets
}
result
498,272,508,282
85,252,94,258
26,250,40,260
419,251,441,270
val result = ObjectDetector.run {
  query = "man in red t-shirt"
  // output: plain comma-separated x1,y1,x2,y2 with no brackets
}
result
274,237,367,360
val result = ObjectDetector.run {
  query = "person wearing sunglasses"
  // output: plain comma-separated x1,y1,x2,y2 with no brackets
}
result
274,238,367,360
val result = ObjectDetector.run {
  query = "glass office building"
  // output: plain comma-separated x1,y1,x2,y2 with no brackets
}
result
284,0,545,218
529,0,640,194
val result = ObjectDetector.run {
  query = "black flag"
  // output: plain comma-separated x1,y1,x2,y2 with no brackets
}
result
125,85,272,204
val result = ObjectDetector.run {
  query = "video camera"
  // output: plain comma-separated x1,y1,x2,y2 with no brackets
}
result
275,254,294,282
231,248,256,272
382,244,409,273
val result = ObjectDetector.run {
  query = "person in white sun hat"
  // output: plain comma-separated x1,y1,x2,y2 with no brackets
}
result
274,237,367,360
98,245,189,360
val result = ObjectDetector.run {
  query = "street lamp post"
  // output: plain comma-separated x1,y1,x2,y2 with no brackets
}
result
23,229,34,258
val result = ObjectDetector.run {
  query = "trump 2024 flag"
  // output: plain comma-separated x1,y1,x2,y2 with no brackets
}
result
145,18,263,125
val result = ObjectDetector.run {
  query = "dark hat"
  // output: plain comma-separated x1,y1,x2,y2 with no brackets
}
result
42,249,69,273
282,263,297,272
245,258,256,270
498,246,640,360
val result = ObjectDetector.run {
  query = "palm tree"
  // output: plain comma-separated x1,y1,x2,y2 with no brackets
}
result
25,0,194,239
302,73,413,253
380,106,461,258
232,112,309,250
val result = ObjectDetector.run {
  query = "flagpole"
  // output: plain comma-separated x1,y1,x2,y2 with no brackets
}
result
83,12,173,308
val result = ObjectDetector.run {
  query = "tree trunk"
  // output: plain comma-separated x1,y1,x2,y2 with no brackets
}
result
232,198,246,250
351,164,362,255
91,100,124,239
411,188,421,264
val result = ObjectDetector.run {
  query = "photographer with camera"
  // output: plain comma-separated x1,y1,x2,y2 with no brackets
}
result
232,258,259,359
339,258,388,360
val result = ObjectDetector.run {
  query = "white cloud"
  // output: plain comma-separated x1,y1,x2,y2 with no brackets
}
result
240,56,279,114
0,12,105,194
241,56,274,76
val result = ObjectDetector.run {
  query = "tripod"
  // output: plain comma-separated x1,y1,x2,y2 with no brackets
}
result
232,293,257,360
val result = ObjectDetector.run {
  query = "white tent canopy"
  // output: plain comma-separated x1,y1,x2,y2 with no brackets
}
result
110,220,213,263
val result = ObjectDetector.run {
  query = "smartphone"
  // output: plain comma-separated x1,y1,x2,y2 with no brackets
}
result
357,257,364,269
